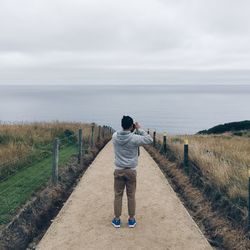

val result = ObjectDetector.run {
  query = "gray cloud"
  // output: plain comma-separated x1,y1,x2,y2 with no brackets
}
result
0,0,250,84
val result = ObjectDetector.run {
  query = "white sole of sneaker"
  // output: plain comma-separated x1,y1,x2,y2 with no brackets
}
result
112,223,120,228
128,223,136,228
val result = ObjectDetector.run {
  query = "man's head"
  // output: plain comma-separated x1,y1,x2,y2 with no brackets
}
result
121,115,134,131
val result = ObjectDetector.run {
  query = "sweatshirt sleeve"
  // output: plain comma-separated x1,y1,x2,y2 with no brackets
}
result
133,128,153,146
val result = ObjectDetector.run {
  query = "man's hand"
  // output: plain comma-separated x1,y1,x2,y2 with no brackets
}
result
135,122,141,130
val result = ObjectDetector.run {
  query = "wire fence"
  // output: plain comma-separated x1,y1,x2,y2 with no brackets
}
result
0,124,115,225
146,128,249,231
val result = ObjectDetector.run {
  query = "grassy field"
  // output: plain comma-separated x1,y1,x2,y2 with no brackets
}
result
154,131,250,208
0,145,76,224
0,121,99,180
0,121,101,226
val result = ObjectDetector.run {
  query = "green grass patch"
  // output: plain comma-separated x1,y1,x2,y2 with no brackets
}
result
0,145,77,225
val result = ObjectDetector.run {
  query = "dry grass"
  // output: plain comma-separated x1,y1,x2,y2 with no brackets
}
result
154,132,250,207
0,121,111,227
0,121,101,178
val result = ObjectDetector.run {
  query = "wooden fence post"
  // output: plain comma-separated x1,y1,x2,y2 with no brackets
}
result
184,139,189,173
78,129,83,164
91,123,95,148
52,138,59,185
102,125,105,138
163,132,167,154
153,130,156,147
97,125,101,142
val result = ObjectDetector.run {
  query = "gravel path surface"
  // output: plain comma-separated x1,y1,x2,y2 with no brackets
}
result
37,141,212,250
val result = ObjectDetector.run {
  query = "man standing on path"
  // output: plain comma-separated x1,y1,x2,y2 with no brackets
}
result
111,115,153,228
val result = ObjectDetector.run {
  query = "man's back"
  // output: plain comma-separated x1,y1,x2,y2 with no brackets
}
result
112,128,153,169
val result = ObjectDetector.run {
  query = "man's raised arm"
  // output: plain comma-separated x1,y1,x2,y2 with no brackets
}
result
133,128,153,146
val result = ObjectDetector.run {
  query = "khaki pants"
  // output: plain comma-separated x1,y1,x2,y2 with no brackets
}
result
114,169,137,218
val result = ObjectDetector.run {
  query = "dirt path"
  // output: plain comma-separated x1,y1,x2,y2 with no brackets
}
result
37,141,212,250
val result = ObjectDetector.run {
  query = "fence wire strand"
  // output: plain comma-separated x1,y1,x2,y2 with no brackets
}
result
0,126,113,224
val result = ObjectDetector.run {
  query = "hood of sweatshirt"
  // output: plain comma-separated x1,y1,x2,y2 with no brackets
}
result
114,130,134,146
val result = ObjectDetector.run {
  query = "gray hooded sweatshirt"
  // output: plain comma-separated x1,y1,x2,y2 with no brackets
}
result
112,128,153,170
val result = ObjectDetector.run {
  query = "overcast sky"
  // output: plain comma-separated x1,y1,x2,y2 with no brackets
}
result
0,0,250,85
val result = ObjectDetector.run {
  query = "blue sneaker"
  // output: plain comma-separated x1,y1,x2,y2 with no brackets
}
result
112,218,121,228
128,218,136,228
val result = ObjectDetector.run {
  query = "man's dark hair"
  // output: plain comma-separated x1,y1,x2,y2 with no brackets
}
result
121,115,133,129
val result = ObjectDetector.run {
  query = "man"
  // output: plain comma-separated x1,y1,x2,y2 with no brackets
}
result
111,115,153,228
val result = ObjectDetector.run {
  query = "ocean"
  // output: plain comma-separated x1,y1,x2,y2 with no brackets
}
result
0,84,249,134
